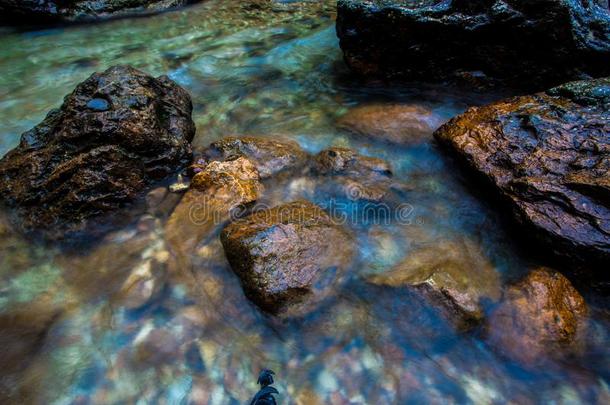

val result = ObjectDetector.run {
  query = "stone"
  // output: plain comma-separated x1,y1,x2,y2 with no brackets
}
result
312,147,407,203
0,65,194,242
435,77,610,267
200,136,308,179
0,0,200,24
336,0,610,89
367,238,501,327
220,200,354,315
337,104,443,145
486,268,587,364
165,157,263,268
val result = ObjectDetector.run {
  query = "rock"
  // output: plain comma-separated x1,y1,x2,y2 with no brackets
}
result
434,77,610,266
0,0,200,24
367,238,501,327
486,268,587,364
114,254,167,310
336,0,610,89
165,157,263,267
220,200,354,315
200,136,308,179
0,301,62,402
337,104,443,145
312,147,396,203
0,65,194,242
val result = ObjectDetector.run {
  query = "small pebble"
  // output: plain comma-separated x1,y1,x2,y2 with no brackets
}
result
87,98,110,111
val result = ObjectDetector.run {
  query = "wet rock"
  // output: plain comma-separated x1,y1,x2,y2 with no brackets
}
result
486,268,587,364
0,0,200,24
367,238,501,327
336,0,610,89
312,147,397,203
0,65,195,242
200,136,308,179
337,104,443,145
220,200,354,315
435,77,610,266
165,157,263,266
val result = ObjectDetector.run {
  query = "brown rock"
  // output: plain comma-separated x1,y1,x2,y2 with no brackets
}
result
486,268,587,364
165,157,263,267
220,200,354,315
435,77,610,266
337,104,442,145
312,147,401,203
367,238,501,327
200,136,308,179
0,65,195,242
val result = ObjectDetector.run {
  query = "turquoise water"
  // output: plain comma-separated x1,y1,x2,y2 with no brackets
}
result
0,1,609,403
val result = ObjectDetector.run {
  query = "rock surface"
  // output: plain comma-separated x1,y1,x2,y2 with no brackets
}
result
312,147,398,203
367,238,501,327
486,268,587,364
337,104,442,145
0,0,199,24
0,65,195,241
435,77,610,266
220,200,353,314
336,0,610,89
165,157,263,263
200,136,308,179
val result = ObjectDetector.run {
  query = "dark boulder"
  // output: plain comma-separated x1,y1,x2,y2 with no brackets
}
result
220,200,354,315
0,0,199,24
486,268,587,364
199,136,308,180
0,65,195,241
435,77,610,266
336,0,610,89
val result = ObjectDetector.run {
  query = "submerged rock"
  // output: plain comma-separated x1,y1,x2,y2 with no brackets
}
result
312,147,399,203
367,238,501,327
0,0,200,24
200,136,308,179
0,65,195,242
435,77,610,266
486,268,587,364
336,0,610,89
165,157,263,265
220,200,354,315
337,104,442,145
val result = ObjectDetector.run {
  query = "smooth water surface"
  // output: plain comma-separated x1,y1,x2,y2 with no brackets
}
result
0,1,609,403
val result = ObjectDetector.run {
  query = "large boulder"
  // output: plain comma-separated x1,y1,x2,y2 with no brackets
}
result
220,200,354,315
367,238,501,328
0,65,195,241
486,268,587,364
336,0,610,89
199,136,308,179
0,0,199,24
435,77,610,266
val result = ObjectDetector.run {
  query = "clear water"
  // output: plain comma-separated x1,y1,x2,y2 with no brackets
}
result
0,1,609,404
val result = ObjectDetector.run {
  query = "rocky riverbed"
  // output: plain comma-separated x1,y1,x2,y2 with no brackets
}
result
0,0,608,404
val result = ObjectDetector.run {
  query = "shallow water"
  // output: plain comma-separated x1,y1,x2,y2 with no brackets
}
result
0,1,609,404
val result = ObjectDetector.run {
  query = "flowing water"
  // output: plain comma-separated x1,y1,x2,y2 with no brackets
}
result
0,1,609,404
